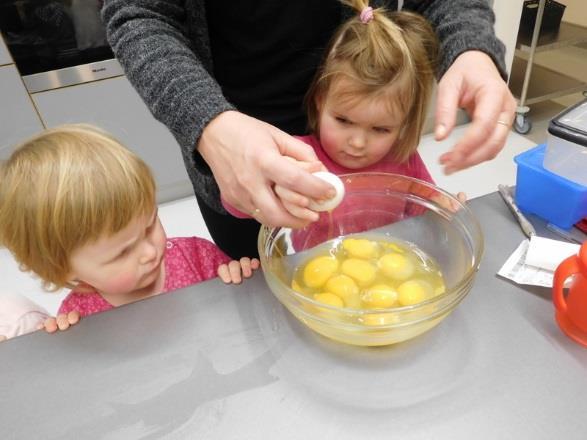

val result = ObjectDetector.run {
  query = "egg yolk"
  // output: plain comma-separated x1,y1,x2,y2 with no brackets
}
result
342,238,378,259
397,279,433,306
303,256,339,288
313,292,344,308
341,258,376,286
325,274,359,299
378,253,415,280
362,284,398,309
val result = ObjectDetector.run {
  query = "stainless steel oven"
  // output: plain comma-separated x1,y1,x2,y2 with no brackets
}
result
0,0,122,93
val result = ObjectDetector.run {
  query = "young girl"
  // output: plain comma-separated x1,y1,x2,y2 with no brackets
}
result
224,0,465,223
0,124,259,333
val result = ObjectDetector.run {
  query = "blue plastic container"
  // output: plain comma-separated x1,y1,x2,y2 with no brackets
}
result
514,144,587,229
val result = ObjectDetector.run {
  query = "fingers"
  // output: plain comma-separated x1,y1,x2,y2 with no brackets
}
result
274,184,319,223
435,72,462,141
218,258,261,284
198,111,332,228
239,257,253,278
42,311,81,333
262,153,335,206
442,91,513,174
228,260,243,284
238,257,260,278
67,310,80,326
56,313,72,331
456,192,468,204
0,335,6,342
436,51,517,174
275,130,320,163
250,258,260,270
43,317,58,333
217,264,231,283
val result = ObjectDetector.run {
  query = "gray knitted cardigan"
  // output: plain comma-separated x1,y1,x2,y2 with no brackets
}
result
102,0,506,213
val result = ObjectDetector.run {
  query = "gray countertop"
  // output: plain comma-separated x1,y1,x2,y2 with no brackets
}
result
1,192,586,440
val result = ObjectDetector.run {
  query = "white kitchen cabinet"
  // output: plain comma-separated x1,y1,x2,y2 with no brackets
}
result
0,65,44,160
0,34,11,65
31,76,193,203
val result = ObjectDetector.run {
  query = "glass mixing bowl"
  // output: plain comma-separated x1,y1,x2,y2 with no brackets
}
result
258,172,484,346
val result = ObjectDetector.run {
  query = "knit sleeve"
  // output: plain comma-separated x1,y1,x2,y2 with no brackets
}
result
402,0,507,79
101,0,236,161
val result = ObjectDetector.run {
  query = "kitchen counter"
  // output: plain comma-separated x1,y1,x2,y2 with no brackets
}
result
1,192,586,439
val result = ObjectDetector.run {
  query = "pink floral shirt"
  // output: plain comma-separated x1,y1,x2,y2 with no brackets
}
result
58,237,231,317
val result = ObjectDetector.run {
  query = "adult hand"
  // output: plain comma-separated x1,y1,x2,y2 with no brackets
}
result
435,51,517,174
198,111,335,228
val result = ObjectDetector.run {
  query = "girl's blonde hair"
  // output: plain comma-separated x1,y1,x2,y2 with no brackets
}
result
0,124,156,290
306,0,439,162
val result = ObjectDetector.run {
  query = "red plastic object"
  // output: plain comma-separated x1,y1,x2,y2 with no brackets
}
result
576,218,587,234
553,242,587,347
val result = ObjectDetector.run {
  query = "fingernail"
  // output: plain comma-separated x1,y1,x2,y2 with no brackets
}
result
435,124,447,139
327,189,337,199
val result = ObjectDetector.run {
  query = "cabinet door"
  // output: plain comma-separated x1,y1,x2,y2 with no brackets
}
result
31,76,193,203
0,65,44,160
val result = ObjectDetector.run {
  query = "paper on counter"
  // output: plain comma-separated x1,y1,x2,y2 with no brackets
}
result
498,240,555,288
525,235,580,272
498,237,580,288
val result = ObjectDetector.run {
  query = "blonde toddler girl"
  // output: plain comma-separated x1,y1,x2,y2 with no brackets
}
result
0,125,259,333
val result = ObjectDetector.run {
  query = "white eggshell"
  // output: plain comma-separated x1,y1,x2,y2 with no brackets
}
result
308,171,345,212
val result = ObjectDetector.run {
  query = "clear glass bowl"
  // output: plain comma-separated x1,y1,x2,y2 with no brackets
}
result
258,173,484,346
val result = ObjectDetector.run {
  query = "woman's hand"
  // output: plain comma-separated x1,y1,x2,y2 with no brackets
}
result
41,311,81,333
435,51,517,174
198,111,336,228
218,257,261,284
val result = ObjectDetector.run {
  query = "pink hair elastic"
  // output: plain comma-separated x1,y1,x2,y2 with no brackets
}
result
359,6,374,24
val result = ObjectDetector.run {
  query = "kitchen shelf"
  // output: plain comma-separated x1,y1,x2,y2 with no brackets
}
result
509,57,587,106
516,21,587,54
510,0,587,134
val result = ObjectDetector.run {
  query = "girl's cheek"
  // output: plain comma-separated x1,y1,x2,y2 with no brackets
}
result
102,272,138,295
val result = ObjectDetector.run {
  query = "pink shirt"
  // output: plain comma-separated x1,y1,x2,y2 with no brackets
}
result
58,237,230,317
298,134,433,181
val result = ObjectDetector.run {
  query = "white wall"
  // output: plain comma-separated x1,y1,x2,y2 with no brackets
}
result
493,0,525,77
561,0,587,27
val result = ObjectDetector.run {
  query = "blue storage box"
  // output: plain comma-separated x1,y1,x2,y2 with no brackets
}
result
514,144,587,229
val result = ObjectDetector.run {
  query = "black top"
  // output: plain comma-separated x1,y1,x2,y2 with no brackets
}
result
206,0,343,135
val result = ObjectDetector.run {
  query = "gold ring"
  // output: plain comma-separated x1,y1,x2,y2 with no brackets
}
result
251,208,261,217
497,119,510,127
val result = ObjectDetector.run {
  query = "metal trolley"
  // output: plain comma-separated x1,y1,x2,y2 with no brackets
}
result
510,0,587,134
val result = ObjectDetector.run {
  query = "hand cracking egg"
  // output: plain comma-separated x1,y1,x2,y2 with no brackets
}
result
308,172,345,212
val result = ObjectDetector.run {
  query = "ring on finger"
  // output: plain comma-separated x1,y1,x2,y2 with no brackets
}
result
496,119,510,127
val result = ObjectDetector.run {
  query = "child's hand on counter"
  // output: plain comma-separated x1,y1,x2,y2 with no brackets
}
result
218,257,261,284
41,310,81,333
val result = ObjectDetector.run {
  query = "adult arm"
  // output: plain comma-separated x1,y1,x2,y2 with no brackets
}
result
402,0,517,173
102,1,334,227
